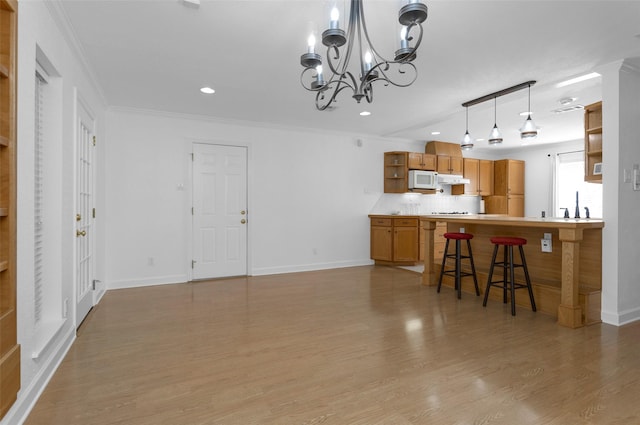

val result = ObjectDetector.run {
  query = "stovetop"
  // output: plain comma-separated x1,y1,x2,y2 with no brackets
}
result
431,211,469,215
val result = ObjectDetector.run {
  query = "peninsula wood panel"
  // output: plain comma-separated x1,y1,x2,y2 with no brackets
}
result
0,0,19,418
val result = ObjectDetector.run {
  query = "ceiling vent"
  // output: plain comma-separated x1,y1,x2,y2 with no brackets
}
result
551,104,584,114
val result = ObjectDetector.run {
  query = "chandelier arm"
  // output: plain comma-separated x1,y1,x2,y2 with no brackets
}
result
315,81,356,110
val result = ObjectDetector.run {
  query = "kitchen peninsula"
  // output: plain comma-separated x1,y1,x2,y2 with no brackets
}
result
420,215,604,328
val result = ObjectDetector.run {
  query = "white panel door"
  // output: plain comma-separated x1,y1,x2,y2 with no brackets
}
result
192,144,247,279
75,98,95,328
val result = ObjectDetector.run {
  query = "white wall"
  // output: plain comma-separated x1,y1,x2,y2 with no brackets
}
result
600,59,640,325
104,109,425,287
7,2,107,424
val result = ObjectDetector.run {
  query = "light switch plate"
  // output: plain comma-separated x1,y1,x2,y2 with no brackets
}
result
541,238,552,253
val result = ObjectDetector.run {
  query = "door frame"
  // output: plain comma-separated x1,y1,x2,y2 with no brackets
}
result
185,139,252,281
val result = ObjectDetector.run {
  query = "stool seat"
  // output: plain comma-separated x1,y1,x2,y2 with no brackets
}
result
490,236,526,246
444,232,473,240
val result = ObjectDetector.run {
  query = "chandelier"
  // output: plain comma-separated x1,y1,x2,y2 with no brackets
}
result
299,0,428,110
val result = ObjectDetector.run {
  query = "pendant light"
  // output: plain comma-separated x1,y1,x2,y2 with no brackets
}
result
488,97,503,145
519,84,538,139
461,106,473,150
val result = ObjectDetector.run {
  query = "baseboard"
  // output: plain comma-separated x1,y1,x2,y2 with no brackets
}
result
107,274,188,290
2,326,75,425
251,260,374,276
601,306,640,326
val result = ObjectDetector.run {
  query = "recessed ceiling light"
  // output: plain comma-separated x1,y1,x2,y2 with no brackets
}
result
360,111,371,116
200,87,215,94
555,72,600,88
559,97,577,106
431,131,440,135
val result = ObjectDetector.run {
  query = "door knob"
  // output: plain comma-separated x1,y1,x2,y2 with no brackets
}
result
241,210,246,215
76,214,81,221
241,219,246,224
76,230,86,237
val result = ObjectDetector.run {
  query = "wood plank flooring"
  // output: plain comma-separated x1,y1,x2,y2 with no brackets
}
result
25,266,640,425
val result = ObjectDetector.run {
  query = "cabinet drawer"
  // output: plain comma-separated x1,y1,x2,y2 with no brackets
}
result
393,218,418,227
371,218,392,226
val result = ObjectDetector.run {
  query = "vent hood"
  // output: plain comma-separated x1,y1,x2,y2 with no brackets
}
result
438,174,470,185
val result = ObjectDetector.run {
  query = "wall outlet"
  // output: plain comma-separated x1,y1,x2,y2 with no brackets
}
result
541,238,552,253
63,298,69,318
459,227,465,233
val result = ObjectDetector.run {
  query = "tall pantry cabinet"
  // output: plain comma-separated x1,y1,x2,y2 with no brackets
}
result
484,159,525,217
0,0,20,418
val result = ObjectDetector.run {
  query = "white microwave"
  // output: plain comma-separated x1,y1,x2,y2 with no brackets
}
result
408,170,438,190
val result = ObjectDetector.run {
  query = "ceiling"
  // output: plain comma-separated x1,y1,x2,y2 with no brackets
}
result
57,0,640,152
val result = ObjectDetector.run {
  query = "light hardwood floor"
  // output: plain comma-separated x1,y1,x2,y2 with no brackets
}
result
26,266,640,425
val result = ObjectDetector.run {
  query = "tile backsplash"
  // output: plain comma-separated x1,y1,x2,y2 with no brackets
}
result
370,191,481,215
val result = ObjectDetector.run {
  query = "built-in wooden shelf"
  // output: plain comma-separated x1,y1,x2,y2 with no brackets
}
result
0,136,9,147
584,101,603,183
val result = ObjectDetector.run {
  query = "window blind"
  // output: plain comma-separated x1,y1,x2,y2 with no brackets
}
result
34,69,46,326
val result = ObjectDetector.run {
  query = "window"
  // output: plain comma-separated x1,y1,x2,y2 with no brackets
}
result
554,151,603,218
32,53,65,359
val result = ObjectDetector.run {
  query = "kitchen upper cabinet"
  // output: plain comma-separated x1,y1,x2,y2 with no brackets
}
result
425,141,464,175
435,155,464,175
493,159,524,195
370,216,419,264
584,101,602,183
452,158,493,196
408,152,436,171
485,159,525,216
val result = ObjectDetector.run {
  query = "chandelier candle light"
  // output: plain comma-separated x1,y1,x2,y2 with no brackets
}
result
300,0,429,110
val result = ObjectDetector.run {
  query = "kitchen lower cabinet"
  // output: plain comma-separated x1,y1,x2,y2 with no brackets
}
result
484,194,524,217
370,216,419,265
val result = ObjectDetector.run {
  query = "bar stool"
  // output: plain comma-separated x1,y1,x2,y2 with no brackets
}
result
482,236,537,316
437,232,479,299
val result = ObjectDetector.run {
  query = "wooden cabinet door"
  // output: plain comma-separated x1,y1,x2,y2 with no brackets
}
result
371,225,393,261
508,194,525,217
508,160,525,194
422,154,436,171
462,158,479,194
436,155,451,174
450,156,464,175
408,152,423,169
478,159,494,196
394,226,419,262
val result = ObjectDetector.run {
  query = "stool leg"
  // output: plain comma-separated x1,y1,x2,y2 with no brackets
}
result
466,239,480,296
502,245,508,304
483,244,499,307
455,239,462,299
519,245,537,312
437,239,450,293
509,246,516,316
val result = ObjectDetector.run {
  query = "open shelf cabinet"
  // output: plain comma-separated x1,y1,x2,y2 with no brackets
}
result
0,0,20,418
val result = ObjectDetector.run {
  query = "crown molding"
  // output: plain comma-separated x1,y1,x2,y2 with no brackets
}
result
44,0,108,108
